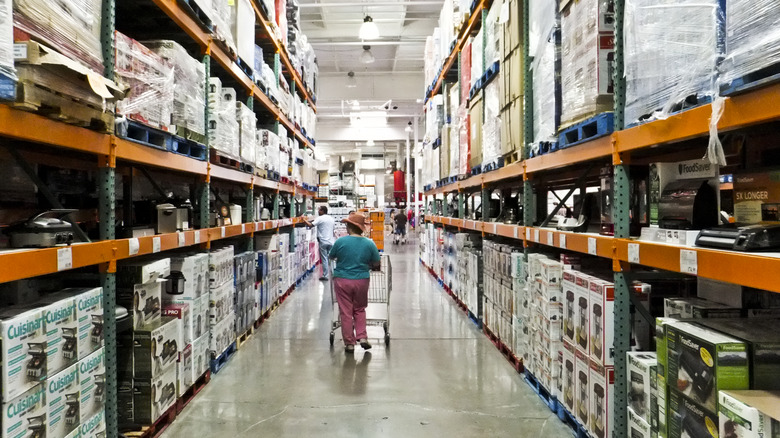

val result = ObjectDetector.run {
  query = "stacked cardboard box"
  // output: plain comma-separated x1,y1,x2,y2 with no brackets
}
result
208,77,241,160
529,0,560,145
483,241,521,349
234,252,257,335
237,102,257,167
209,247,236,357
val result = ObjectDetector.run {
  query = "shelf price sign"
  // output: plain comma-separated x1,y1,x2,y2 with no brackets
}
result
680,250,698,275
57,247,73,271
534,229,540,242
152,237,161,253
128,238,140,256
628,243,640,264
547,232,554,246
588,238,597,255
559,234,567,249
194,232,201,244
178,233,186,247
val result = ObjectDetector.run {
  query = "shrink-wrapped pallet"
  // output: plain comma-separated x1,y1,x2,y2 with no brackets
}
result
481,77,501,166
237,102,257,165
720,0,780,91
530,0,559,142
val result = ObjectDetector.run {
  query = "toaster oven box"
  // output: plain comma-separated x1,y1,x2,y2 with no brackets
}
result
46,363,80,438
664,298,742,319
2,384,46,438
133,317,181,379
665,321,749,414
668,389,718,438
119,281,163,329
589,361,614,438
718,390,780,438
628,351,657,423
0,305,47,401
79,347,105,423
133,365,178,425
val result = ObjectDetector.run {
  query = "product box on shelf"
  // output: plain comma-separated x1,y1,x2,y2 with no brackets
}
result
562,271,577,345
80,410,106,438
653,371,668,438
629,406,652,438
664,298,742,319
118,258,171,289
666,321,749,414
0,305,47,400
2,384,46,438
163,302,192,347
46,363,80,438
230,0,256,69
177,344,193,396
719,390,780,438
668,389,718,438
628,351,657,422
119,281,163,329
79,347,105,423
133,365,178,424
74,287,104,358
209,282,234,325
133,317,180,379
589,361,614,438
165,254,206,301
733,170,780,225
192,294,208,339
575,273,592,356
192,334,209,378
698,318,780,390
589,277,614,366
39,293,78,376
562,340,577,414
468,90,483,170
576,349,590,428
210,312,235,356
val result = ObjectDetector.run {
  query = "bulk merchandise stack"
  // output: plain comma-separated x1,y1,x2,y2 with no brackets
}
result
234,252,257,337
528,0,560,153
209,247,236,360
482,240,521,350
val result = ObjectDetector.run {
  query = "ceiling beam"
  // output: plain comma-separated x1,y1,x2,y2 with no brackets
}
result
299,1,443,7
309,40,426,46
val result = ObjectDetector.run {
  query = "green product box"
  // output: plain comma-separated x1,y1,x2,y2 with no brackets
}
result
666,321,749,414
698,318,780,390
656,318,677,385
668,390,719,438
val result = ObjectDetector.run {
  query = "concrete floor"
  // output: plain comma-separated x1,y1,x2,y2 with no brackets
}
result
162,238,571,438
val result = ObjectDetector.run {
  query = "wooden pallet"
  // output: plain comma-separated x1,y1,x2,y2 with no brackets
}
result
176,370,211,414
13,80,113,132
122,403,177,438
503,150,521,166
209,149,240,170
236,328,253,349
210,341,237,374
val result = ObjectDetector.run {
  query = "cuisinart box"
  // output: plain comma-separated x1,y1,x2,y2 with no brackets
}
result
628,351,657,422
589,362,614,438
589,277,614,366
134,365,177,424
46,363,80,438
668,390,718,438
133,317,180,379
719,390,780,438
79,347,105,423
733,170,780,224
38,294,78,376
163,301,192,347
125,281,164,329
666,321,749,414
2,384,46,438
79,409,106,438
698,318,780,390
0,305,47,400
73,287,104,358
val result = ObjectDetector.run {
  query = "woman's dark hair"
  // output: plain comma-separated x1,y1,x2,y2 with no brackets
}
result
346,223,363,235
319,205,328,214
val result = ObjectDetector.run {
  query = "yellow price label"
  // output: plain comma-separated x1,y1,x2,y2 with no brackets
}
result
700,347,714,368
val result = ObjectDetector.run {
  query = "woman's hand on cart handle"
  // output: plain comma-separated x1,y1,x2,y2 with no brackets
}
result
370,261,381,271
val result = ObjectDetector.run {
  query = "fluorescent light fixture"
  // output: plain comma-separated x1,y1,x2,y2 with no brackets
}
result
350,111,388,127
359,16,379,40
360,45,375,64
346,71,357,88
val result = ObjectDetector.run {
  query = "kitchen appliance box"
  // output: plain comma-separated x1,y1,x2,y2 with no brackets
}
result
697,318,780,390
628,351,657,422
719,390,780,438
656,318,677,438
46,363,80,438
576,349,591,428
668,390,718,438
117,258,171,288
652,372,668,438
165,254,206,301
589,277,614,366
664,298,742,319
575,273,592,357
0,305,47,401
209,281,234,325
191,334,209,378
80,410,106,438
210,312,235,356
133,365,178,425
732,170,780,224
38,294,79,376
79,348,105,423
562,271,577,345
665,321,749,414
177,344,193,397
119,280,163,329
562,340,577,414
589,362,614,438
162,302,192,347
2,384,46,438
73,288,104,358
133,317,181,379
629,406,652,438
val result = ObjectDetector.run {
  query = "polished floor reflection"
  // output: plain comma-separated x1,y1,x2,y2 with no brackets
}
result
161,237,571,437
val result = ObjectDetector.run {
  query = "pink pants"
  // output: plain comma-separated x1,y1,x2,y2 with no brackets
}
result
333,277,370,345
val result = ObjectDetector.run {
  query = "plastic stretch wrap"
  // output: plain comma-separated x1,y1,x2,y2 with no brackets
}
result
625,0,722,125
115,32,174,131
254,133,267,170
14,0,103,72
279,130,290,178
211,0,237,54
424,35,437,87
460,41,472,103
230,0,255,65
292,148,303,184
448,83,460,177
237,102,257,165
145,40,207,137
530,0,559,142
560,0,614,127
484,0,502,67
482,78,501,165
721,1,780,87
262,0,275,23
439,0,454,61
207,84,239,159
457,104,469,175
258,129,280,173
276,0,288,47
0,0,12,79
471,33,483,89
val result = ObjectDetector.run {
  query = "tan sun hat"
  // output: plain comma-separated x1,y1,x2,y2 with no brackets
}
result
342,213,367,232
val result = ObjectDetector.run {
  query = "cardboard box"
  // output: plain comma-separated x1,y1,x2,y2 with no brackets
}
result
39,294,78,376
163,302,192,347
628,352,657,422
119,281,163,329
210,312,235,356
576,349,591,428
192,334,209,378
589,362,614,438
719,390,780,438
133,365,177,424
0,306,47,400
668,390,718,438
209,282,234,325
562,272,577,345
46,363,80,438
118,258,171,288
499,98,523,156
629,406,652,438
501,0,522,59
165,254,205,300
698,319,780,390
653,371,668,438
2,384,46,438
590,277,614,366
666,321,749,413
576,273,592,356
80,410,106,438
133,317,180,379
664,298,742,319
732,170,780,224
656,317,676,438
468,91,483,169
562,340,577,414
79,348,105,423
177,344,193,397
74,287,104,358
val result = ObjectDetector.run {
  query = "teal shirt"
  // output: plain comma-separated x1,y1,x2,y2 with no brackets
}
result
329,235,381,279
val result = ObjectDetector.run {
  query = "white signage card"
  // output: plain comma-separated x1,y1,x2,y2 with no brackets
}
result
221,227,226,238
178,232,185,247
514,227,519,239
128,238,140,255
534,229,540,242
194,232,201,244
560,234,567,249
588,238,597,255
547,232,554,246
526,228,531,240
152,237,161,253
680,250,698,275
628,243,640,264
57,247,73,271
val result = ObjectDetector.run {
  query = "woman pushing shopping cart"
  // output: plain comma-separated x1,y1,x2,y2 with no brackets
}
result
328,212,392,352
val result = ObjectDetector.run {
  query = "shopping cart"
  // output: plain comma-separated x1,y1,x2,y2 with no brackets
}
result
329,254,392,347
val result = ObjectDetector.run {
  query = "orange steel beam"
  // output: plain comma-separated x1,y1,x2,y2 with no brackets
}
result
114,137,208,175
525,135,613,174
0,105,111,155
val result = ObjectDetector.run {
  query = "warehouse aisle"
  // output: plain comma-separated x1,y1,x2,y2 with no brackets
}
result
162,237,570,438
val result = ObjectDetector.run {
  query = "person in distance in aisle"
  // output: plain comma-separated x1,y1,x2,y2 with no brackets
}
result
304,205,336,281
329,213,381,353
393,209,408,244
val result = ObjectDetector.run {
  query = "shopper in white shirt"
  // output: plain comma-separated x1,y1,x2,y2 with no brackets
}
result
304,205,336,281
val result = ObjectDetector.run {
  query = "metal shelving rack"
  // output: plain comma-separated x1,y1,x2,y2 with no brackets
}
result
421,1,780,436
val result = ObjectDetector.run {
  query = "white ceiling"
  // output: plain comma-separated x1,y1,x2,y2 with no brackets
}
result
300,0,440,160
